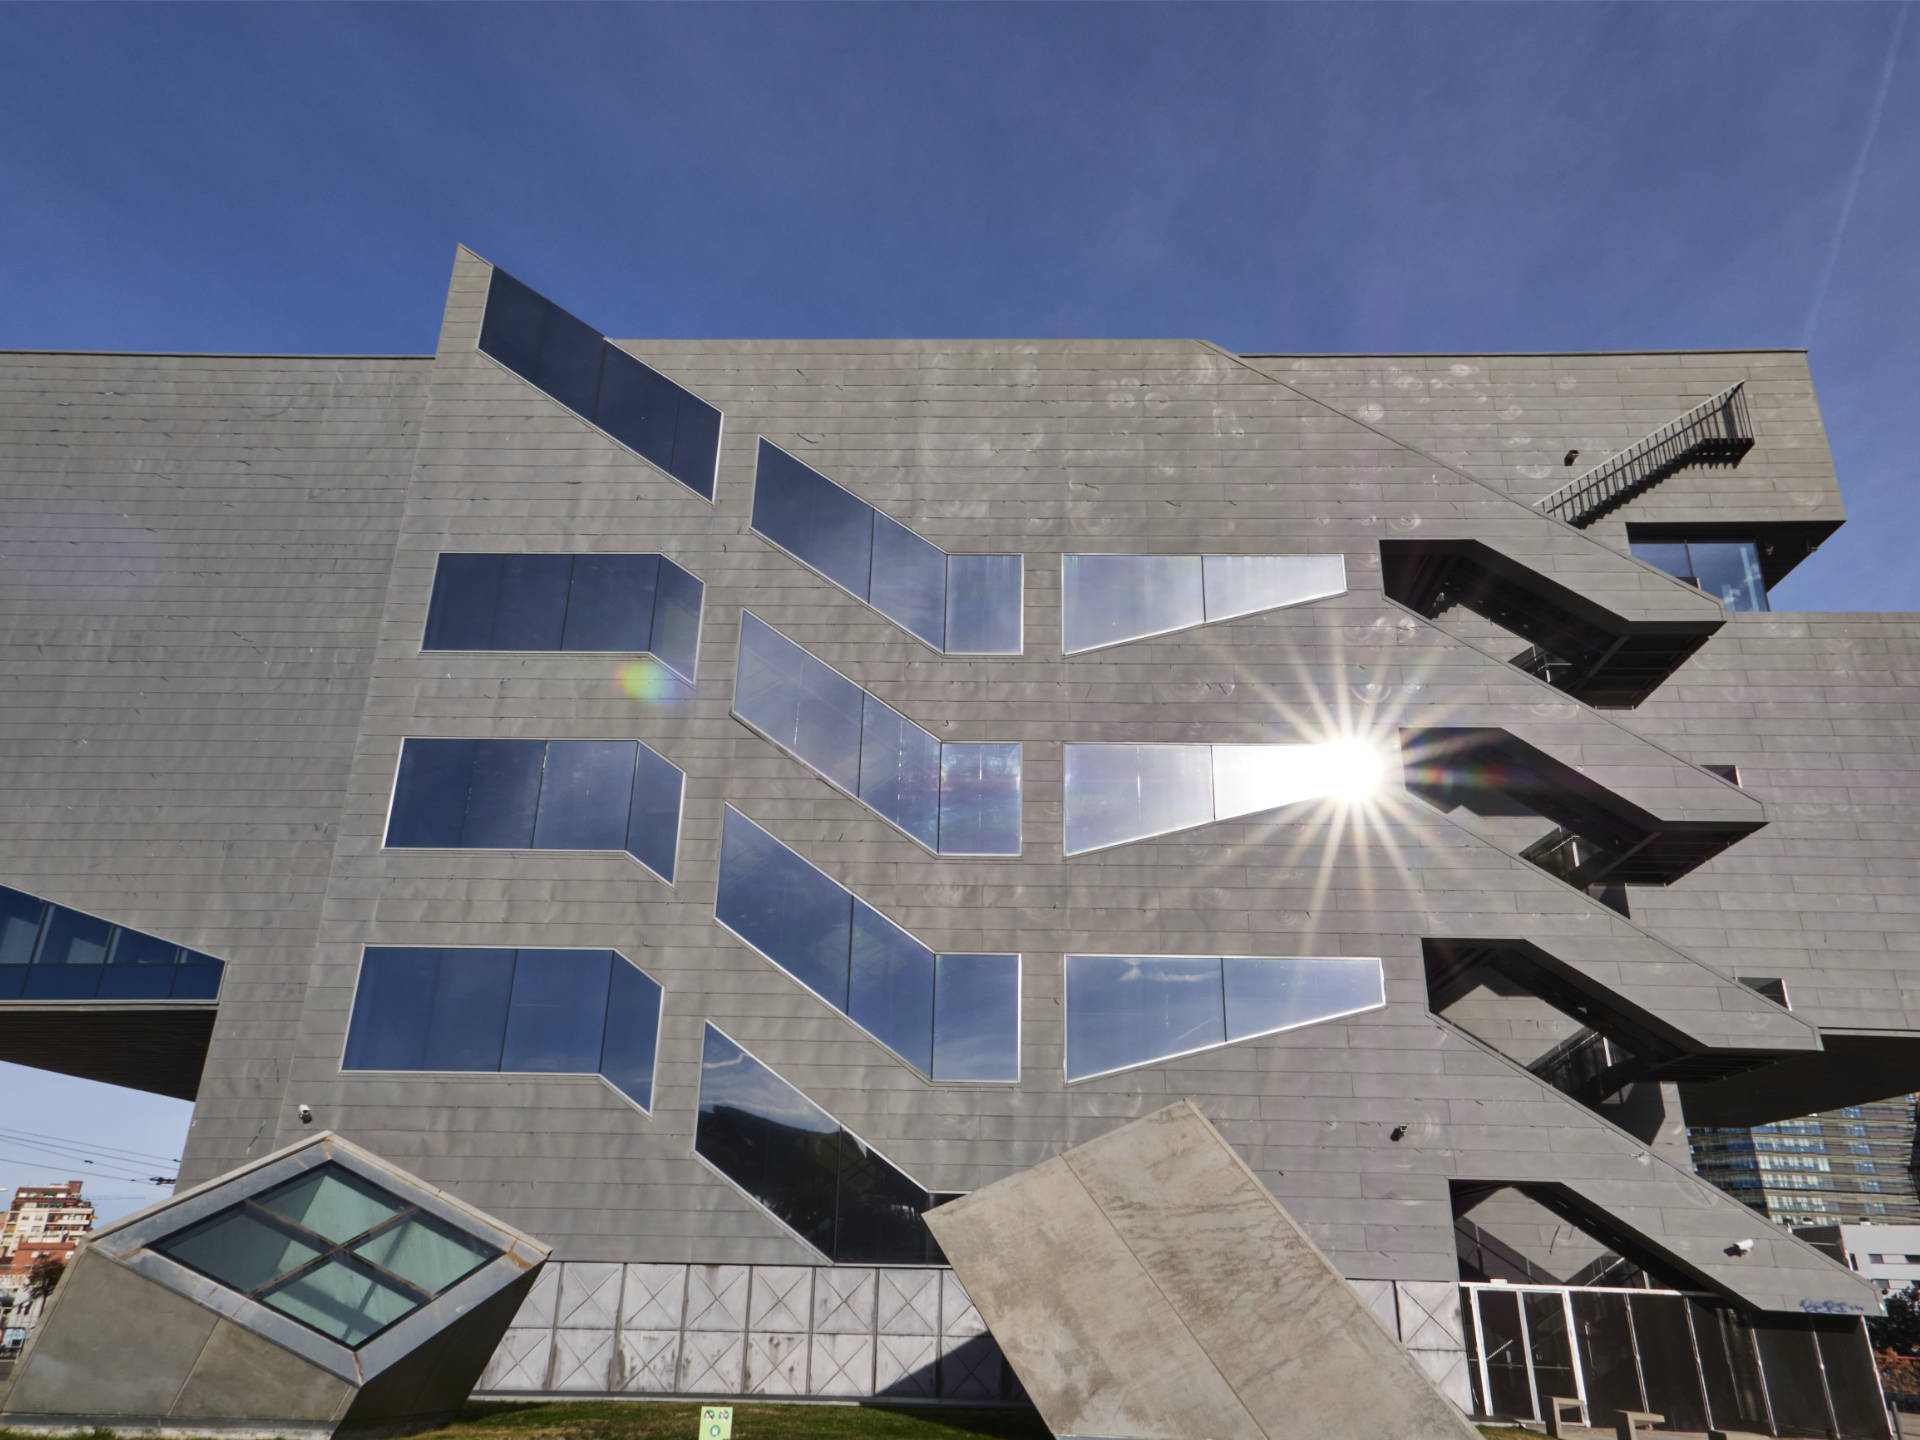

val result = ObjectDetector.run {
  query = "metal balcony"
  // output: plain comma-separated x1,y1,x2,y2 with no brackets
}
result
1538,382,1754,527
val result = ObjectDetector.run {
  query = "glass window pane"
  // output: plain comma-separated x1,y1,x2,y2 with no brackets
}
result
1630,1294,1710,1434
345,948,513,1072
1690,541,1769,612
158,1207,323,1293
625,742,684,883
98,966,176,999
490,555,572,651
668,392,722,503
1813,1320,1885,1439
22,965,102,999
593,345,679,472
0,887,45,966
263,1255,419,1347
479,268,604,420
1210,745,1330,822
650,558,704,682
352,1215,495,1297
847,900,934,1073
258,1165,403,1244
423,554,503,650
386,739,474,848
1753,1316,1833,1438
532,741,636,851
933,953,1020,1082
562,554,658,653
1524,1292,1579,1426
1630,540,1695,580
109,929,179,965
34,907,111,966
751,440,874,599
939,742,1022,855
1223,956,1383,1041
857,695,940,848
1201,554,1346,621
1062,554,1202,653
835,1130,936,1265
1064,955,1226,1082
168,962,224,1000
1569,1291,1644,1420
944,553,1022,654
715,808,854,1010
1691,1301,1770,1435
869,512,947,647
460,740,546,848
733,612,865,793
600,954,663,1109
695,1025,839,1255
0,968,20,999
1063,744,1215,855
1477,1287,1534,1421
501,949,613,1073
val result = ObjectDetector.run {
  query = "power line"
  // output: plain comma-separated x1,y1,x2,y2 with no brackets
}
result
0,1152,166,1184
0,1128,179,1165
0,1136,166,1182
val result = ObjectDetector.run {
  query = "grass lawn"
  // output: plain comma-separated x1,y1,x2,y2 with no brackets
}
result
0,1404,1548,1440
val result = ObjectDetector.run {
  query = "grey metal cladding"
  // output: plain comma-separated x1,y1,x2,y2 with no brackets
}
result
0,243,1895,1322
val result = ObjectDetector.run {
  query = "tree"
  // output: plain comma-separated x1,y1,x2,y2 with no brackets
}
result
1871,1283,1920,1356
25,1257,64,1306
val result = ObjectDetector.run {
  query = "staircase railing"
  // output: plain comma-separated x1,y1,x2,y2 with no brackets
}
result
1537,382,1753,527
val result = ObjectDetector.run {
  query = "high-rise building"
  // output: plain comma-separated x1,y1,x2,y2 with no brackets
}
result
1692,1097,1920,1226
1,246,1915,1432
0,1183,94,1264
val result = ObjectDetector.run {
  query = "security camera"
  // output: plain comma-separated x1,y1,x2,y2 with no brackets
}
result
1728,1238,1756,1257
297,1104,314,1125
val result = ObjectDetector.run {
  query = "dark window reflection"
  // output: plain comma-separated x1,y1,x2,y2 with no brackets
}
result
532,741,636,851
651,558,705,681
0,885,222,1003
695,1024,941,1264
870,513,947,647
1691,1301,1771,1436
734,612,865,793
1630,1294,1709,1433
848,900,935,1074
1753,1316,1835,1438
34,907,111,966
461,741,546,848
1570,1291,1645,1420
563,555,658,653
501,948,612,1072
0,887,47,967
1814,1319,1887,1439
600,957,663,1110
479,268,720,501
1478,1287,1534,1421
1524,1292,1579,1425
751,440,875,600
626,742,684,883
1630,538,1769,612
344,948,514,1072
715,807,854,1009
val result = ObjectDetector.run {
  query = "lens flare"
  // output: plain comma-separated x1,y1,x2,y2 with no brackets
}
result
1317,738,1387,803
615,659,678,703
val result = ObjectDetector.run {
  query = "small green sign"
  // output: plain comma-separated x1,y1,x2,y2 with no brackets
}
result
700,1406,733,1440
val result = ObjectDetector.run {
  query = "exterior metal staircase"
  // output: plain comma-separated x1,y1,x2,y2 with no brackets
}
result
1538,382,1753,527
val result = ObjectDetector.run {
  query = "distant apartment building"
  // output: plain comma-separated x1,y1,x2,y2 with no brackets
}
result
1795,1222,1920,1297
1692,1097,1920,1226
0,1182,93,1263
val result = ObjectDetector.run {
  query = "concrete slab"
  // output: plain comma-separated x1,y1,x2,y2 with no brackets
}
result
170,1317,354,1425
926,1100,1481,1440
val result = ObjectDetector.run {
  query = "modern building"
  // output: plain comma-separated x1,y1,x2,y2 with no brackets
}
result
1796,1223,1920,1298
1694,1097,1920,1226
3,245,1918,1433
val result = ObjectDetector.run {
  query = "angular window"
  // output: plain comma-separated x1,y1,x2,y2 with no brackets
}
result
1064,740,1378,855
751,440,1022,654
422,552,703,682
1064,953,1383,1081
1062,553,1346,653
478,267,723,502
732,612,1021,855
1629,538,1769,613
343,946,662,1110
714,807,1019,1081
152,1161,500,1348
384,738,683,883
695,1024,945,1263
0,883,224,1003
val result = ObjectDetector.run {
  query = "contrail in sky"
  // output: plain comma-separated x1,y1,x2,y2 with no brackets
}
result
1804,1,1910,347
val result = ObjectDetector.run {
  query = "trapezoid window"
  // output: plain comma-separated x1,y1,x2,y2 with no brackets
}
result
0,884,224,1001
423,552,702,681
1061,553,1345,653
733,611,1020,855
342,946,662,1110
713,805,1019,1081
477,266,722,502
1063,741,1385,855
694,1023,956,1263
750,439,1021,654
151,1161,502,1348
1064,953,1384,1082
384,737,683,882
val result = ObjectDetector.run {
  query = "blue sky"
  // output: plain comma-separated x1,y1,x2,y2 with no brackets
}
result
0,2,1914,1216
